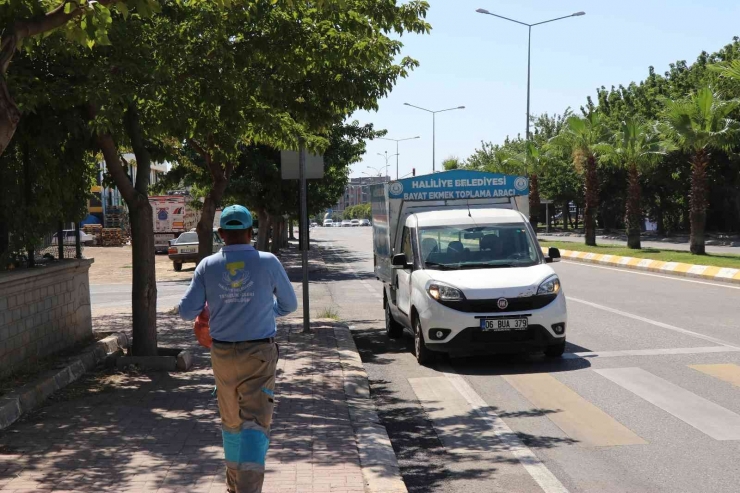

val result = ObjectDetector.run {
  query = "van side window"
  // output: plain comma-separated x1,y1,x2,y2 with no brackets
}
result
401,227,413,261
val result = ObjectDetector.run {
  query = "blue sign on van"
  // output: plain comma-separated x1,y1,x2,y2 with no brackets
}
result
388,170,528,201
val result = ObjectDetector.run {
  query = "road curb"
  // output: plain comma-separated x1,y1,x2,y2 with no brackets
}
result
0,332,128,431
335,325,408,493
543,247,740,284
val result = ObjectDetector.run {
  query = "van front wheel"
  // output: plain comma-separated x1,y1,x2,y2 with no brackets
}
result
545,340,566,358
385,301,403,339
414,317,435,366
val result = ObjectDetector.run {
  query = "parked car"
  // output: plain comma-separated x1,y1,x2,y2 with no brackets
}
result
51,230,94,246
341,220,352,227
350,219,361,227
168,229,224,271
323,219,334,227
359,219,371,227
332,222,341,227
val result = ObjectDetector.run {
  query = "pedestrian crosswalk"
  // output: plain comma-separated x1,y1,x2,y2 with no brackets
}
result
411,361,740,454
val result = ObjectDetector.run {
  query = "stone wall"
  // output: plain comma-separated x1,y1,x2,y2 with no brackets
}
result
0,259,94,378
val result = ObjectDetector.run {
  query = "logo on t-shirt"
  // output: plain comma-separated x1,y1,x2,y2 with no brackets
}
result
218,261,254,303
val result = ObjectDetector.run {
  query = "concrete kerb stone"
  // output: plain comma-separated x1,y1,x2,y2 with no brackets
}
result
0,332,128,431
334,325,408,493
542,246,740,285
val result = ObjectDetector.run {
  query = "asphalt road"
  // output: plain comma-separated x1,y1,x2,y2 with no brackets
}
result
90,280,191,312
311,226,740,493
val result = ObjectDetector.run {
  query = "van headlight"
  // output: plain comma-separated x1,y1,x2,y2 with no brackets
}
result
537,275,561,295
427,282,465,301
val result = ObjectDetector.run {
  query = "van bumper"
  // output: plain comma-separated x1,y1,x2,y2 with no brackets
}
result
419,291,567,355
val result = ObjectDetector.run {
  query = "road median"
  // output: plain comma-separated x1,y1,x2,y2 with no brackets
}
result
542,245,740,284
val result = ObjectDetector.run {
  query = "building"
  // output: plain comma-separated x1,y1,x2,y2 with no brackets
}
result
333,175,389,213
87,154,169,225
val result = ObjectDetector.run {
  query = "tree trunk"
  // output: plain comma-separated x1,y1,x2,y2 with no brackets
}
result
197,180,227,261
656,194,666,236
0,78,21,160
256,209,270,251
528,173,540,230
562,203,569,231
270,215,281,254
289,220,296,241
625,162,642,249
129,200,158,356
584,155,598,246
574,204,580,230
689,149,709,255
282,220,289,248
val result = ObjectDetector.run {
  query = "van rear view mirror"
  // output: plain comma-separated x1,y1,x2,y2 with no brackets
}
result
392,254,408,268
547,247,561,263
463,232,483,240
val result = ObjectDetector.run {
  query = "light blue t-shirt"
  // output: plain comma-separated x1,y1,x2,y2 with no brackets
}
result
179,244,298,341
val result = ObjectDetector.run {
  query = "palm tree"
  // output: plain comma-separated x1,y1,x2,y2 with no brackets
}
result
508,141,547,230
550,113,612,246
660,87,740,254
600,118,669,249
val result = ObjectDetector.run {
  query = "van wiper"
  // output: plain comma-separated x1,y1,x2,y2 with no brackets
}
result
425,261,457,270
458,262,514,270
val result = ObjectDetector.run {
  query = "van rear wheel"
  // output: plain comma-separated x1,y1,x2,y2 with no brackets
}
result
173,262,182,272
385,301,403,339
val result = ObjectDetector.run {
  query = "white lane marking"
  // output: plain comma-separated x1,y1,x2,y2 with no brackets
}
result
561,260,740,290
595,367,740,441
563,346,740,360
439,365,570,493
567,297,740,349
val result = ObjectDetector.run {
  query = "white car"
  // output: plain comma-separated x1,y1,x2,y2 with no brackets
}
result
385,209,566,364
51,230,94,246
323,219,334,227
359,219,371,227
168,230,224,271
341,220,352,227
350,219,361,227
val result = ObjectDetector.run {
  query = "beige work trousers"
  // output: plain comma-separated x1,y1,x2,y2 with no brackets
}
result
211,340,278,493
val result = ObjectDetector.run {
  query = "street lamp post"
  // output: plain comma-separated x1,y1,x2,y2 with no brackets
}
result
475,8,585,141
379,136,420,180
404,103,465,173
377,151,395,179
366,165,384,178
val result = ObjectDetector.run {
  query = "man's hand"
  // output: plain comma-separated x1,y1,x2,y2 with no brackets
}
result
193,305,213,348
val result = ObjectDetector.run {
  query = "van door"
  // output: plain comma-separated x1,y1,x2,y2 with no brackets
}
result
396,226,414,316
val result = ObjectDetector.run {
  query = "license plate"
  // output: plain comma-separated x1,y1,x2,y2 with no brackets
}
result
481,318,528,331
179,248,196,253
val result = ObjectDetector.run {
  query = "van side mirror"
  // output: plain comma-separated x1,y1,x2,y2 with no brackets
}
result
392,253,409,269
546,247,561,263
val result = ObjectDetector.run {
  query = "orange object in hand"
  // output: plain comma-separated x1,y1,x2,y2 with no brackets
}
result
194,304,213,348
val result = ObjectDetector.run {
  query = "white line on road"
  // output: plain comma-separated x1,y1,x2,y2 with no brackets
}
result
595,367,740,441
567,297,740,349
561,260,740,290
439,365,570,493
563,346,740,360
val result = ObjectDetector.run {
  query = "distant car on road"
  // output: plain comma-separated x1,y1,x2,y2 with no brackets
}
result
323,219,334,227
350,219,361,227
358,219,371,227
167,229,224,271
333,222,341,227
341,220,352,227
51,230,94,246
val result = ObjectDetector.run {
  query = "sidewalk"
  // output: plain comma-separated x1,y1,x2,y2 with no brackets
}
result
537,233,740,255
0,312,404,492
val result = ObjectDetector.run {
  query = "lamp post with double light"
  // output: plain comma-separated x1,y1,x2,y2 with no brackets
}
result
404,103,465,173
379,136,420,180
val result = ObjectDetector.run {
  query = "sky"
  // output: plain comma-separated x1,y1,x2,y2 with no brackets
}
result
349,0,740,181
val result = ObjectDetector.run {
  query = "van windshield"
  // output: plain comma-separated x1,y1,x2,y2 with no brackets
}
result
419,223,540,270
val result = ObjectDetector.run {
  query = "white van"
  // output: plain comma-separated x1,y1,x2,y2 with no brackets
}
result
371,170,566,365
323,219,334,227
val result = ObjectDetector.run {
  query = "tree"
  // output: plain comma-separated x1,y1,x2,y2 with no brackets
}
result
599,119,669,249
0,0,163,156
506,142,548,229
464,142,522,174
659,87,740,254
550,113,612,246
442,156,460,170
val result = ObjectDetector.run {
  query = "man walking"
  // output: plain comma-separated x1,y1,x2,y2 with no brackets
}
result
179,205,298,493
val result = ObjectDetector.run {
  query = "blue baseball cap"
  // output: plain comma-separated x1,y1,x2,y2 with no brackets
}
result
219,205,253,230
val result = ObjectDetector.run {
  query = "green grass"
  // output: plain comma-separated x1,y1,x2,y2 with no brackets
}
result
540,240,740,269
316,306,340,321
